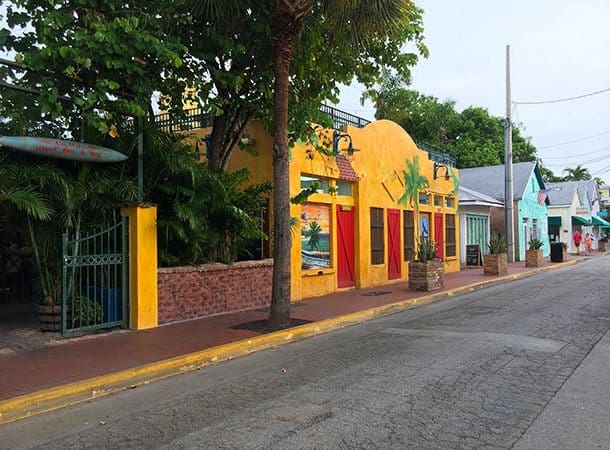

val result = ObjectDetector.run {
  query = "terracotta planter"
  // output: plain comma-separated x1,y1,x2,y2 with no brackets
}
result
408,259,444,291
525,249,544,267
37,304,62,332
483,253,508,276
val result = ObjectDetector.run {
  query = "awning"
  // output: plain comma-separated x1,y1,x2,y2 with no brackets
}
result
592,216,610,227
548,216,562,227
572,215,592,226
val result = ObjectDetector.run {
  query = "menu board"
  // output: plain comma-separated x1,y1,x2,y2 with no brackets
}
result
466,244,482,266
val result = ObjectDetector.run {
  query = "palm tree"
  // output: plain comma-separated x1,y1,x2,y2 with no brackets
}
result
268,0,418,328
397,155,428,214
563,165,591,181
188,0,422,329
305,222,322,251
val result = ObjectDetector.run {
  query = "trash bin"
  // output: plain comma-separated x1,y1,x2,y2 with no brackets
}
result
550,242,565,262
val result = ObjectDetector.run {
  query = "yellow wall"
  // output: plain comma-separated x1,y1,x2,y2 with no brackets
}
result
121,205,158,330
195,119,460,301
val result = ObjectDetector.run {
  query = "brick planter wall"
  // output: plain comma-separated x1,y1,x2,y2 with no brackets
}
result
158,259,273,324
525,249,544,267
408,260,444,291
483,253,508,276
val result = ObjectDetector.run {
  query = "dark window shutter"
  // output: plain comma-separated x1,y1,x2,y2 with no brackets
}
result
370,207,384,264
445,214,456,257
403,210,415,261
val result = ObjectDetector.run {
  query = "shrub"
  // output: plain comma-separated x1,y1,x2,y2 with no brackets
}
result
415,236,437,263
528,238,543,250
488,235,507,254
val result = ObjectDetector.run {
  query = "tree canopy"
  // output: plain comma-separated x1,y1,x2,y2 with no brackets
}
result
364,73,538,168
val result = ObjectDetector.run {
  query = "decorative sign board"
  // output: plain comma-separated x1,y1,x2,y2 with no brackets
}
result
0,136,128,163
466,244,482,266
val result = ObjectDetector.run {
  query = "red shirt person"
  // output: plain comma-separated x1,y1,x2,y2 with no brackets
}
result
573,230,582,254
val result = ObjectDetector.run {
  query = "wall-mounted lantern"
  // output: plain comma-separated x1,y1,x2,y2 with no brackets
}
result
333,131,360,156
433,161,450,180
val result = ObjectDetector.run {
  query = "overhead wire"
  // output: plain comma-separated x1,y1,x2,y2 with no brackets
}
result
538,129,610,149
540,144,610,160
514,87,610,105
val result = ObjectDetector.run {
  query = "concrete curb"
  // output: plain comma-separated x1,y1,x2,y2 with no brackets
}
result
0,258,581,425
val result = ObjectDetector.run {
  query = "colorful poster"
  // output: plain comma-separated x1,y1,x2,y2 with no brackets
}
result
301,203,331,270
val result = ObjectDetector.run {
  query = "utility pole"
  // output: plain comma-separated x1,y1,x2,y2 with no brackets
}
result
504,45,515,262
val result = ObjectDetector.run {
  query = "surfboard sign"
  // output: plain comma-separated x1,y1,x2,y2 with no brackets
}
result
0,136,128,163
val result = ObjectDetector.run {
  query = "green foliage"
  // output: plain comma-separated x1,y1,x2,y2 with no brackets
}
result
528,238,543,251
488,235,507,255
415,236,437,263
291,181,321,205
563,165,591,181
1,0,186,133
72,295,102,327
178,0,428,170
367,74,539,168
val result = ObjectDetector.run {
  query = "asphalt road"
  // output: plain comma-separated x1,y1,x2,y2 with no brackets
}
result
2,257,610,449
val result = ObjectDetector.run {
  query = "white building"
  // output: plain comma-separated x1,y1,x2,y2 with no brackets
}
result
458,185,503,266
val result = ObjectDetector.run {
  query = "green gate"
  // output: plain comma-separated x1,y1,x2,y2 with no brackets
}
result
61,216,129,335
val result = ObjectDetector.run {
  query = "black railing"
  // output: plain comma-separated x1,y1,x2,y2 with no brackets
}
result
153,105,371,133
155,108,214,132
151,107,456,168
416,141,457,167
319,104,371,129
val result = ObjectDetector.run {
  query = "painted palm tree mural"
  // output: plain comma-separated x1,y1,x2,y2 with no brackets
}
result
300,203,330,269
398,155,429,215
449,166,459,214
305,222,322,251
398,156,429,260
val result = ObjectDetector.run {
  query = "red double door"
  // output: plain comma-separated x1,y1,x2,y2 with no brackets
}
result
387,209,401,280
434,213,444,260
337,205,355,288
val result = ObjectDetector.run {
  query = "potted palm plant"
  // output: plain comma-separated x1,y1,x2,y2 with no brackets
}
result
484,235,508,276
408,236,444,291
525,238,544,267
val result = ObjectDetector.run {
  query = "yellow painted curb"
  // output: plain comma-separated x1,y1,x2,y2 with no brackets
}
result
0,258,581,425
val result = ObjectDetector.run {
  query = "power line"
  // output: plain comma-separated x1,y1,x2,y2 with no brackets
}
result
514,87,610,105
592,164,610,176
540,144,610,160
538,129,610,149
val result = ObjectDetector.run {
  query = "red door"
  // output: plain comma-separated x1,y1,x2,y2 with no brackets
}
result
387,209,401,280
434,213,444,260
337,205,355,288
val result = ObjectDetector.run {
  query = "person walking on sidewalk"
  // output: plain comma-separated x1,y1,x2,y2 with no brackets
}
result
573,230,582,255
584,233,592,256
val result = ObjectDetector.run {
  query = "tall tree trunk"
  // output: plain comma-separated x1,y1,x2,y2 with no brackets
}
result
208,114,228,171
268,3,310,329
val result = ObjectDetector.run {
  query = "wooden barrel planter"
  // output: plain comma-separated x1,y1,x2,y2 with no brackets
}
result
37,304,63,332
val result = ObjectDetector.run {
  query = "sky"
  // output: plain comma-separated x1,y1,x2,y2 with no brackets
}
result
336,0,610,184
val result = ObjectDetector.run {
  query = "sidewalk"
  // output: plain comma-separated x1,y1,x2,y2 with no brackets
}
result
0,255,598,421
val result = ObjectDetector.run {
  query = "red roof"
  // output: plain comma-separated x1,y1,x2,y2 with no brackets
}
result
336,155,359,182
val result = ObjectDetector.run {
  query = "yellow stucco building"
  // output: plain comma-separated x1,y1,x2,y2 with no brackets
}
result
189,109,460,301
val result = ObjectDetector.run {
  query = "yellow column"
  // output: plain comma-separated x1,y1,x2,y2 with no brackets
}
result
121,204,158,330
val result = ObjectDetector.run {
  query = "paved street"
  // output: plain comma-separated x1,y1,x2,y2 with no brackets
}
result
2,257,609,449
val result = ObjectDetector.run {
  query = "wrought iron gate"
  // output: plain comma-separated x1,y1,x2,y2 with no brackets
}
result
61,216,129,335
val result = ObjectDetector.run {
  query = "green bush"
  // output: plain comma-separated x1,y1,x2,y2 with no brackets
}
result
488,235,507,254
528,238,543,250
72,295,103,327
415,236,437,263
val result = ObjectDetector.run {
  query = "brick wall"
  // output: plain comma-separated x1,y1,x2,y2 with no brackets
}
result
408,260,444,291
158,259,273,324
